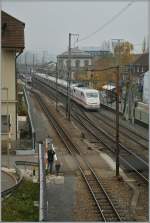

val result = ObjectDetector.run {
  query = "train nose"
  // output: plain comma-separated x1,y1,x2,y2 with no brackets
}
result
87,99,99,105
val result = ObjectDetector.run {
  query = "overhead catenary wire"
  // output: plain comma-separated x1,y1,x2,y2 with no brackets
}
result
76,0,136,44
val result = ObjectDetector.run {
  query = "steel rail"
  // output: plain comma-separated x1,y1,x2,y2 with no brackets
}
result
34,92,123,222
74,108,148,167
100,102,149,129
83,160,124,220
71,100,148,145
33,75,148,129
89,111,148,148
78,166,123,222
34,93,79,155
33,80,149,182
74,115,149,183
74,105,149,162
95,109,148,143
72,111,149,183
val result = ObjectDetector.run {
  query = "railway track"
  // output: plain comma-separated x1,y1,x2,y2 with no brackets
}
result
72,104,148,161
95,109,148,145
33,80,149,182
34,78,148,142
34,92,128,222
71,107,149,183
100,102,149,128
33,79,58,101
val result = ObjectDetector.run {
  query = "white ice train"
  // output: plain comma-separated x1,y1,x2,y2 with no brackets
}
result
33,72,100,110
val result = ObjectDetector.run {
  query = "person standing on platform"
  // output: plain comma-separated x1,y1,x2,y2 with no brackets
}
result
55,160,61,176
48,148,55,174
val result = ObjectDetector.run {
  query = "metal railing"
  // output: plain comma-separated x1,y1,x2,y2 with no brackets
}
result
1,162,23,198
38,143,47,221
1,161,39,198
23,87,36,151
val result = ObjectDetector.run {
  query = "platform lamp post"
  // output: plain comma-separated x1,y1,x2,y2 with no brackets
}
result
2,87,10,167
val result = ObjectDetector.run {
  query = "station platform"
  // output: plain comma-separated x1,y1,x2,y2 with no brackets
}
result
13,86,148,221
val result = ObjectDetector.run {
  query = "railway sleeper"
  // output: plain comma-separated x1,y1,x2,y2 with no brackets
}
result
105,216,119,221
91,187,104,191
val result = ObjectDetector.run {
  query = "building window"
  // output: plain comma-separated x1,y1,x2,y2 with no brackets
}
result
59,60,63,69
66,60,70,69
75,60,80,69
84,60,89,67
141,66,144,72
1,115,10,133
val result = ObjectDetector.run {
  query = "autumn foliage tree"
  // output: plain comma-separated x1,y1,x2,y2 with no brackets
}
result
76,41,135,90
114,41,134,65
89,41,134,89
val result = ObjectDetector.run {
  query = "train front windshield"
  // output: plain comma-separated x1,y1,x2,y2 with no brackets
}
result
86,92,99,98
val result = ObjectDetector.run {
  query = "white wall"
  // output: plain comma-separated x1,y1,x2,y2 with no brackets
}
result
143,71,149,104
1,49,17,141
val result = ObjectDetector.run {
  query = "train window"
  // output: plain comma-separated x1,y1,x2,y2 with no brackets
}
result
86,92,98,98
81,92,84,97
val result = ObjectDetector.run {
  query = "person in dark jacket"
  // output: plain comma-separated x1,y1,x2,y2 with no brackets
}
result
48,149,55,174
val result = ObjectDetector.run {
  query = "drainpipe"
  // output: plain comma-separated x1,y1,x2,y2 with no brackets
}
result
15,50,23,141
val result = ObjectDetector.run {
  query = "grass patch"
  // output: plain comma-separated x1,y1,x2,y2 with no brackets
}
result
2,179,39,222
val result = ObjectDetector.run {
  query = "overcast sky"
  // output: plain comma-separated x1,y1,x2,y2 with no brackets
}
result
2,1,149,56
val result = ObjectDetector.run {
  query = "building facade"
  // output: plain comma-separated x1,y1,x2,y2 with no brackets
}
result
81,47,112,58
1,11,25,149
57,47,92,80
121,53,149,82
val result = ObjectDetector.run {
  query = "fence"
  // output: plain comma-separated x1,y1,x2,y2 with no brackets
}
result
2,161,39,198
100,92,149,126
23,87,36,151
38,143,47,221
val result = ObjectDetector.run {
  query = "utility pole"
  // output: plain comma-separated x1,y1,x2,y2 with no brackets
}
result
67,33,71,121
112,38,123,177
33,53,35,72
128,64,135,124
55,63,58,111
25,52,28,87
66,33,79,121
25,52,28,70
42,51,44,65
115,66,120,177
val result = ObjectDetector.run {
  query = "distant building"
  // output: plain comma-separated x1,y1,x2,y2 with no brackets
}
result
143,71,149,104
1,11,25,149
36,61,57,76
81,47,112,58
57,47,92,80
121,53,149,82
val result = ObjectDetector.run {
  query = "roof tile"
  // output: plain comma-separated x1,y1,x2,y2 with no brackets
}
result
1,11,25,50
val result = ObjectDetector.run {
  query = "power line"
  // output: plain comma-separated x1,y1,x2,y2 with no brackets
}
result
77,0,136,43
